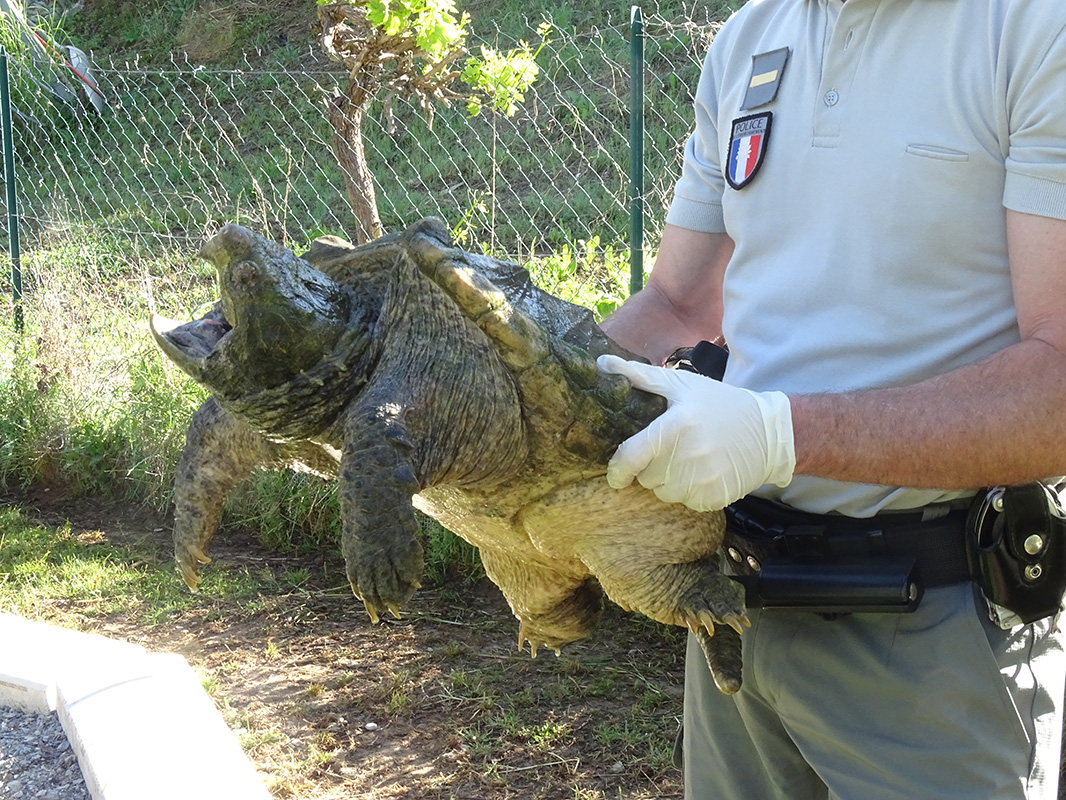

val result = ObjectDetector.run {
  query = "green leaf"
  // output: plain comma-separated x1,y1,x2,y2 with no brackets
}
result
413,0,466,59
462,42,541,117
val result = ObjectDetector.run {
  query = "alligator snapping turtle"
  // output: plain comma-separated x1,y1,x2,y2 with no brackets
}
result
151,218,748,693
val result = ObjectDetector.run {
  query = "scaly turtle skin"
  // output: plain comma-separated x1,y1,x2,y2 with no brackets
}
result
152,218,748,694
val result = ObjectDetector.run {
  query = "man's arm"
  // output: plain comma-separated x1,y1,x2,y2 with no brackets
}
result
598,210,1066,511
792,209,1066,488
600,223,733,365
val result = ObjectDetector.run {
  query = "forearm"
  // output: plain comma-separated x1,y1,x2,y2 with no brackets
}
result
792,338,1066,489
600,283,720,365
600,225,732,364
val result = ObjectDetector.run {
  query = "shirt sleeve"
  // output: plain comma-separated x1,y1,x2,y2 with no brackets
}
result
1002,18,1066,220
665,47,728,233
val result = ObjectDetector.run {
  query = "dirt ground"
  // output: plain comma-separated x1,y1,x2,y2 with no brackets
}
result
10,495,688,800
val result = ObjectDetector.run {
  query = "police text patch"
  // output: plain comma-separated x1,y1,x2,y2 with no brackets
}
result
726,112,772,190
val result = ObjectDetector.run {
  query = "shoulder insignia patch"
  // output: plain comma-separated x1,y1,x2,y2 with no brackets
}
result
726,112,773,190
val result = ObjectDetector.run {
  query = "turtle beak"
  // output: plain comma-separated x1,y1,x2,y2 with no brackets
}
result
150,302,231,382
151,224,250,383
197,223,256,269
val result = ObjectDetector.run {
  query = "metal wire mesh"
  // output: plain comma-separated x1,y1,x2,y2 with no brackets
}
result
3,6,721,262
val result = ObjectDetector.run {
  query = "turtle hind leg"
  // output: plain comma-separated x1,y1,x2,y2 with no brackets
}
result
575,553,747,693
694,626,743,695
477,548,604,657
516,577,604,657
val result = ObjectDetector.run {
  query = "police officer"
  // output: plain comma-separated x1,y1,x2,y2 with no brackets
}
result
599,0,1066,797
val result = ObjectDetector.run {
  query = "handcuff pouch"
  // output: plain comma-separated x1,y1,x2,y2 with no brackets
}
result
965,482,1066,625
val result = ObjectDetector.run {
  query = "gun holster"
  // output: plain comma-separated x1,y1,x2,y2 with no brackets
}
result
966,482,1066,625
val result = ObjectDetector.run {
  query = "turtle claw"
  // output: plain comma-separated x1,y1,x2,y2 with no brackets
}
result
177,548,209,592
178,563,202,593
360,597,381,625
350,584,394,624
697,610,717,633
724,613,750,635
518,623,542,658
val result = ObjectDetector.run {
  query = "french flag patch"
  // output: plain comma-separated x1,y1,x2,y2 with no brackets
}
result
726,112,772,190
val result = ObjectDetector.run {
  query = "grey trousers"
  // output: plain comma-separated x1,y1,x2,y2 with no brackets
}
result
682,582,1066,799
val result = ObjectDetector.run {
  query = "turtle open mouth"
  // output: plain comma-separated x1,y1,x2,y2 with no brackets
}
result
150,301,232,381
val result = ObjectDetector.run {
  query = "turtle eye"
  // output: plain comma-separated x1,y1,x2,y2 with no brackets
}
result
230,260,260,289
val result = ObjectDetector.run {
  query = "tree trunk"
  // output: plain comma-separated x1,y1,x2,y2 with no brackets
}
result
327,88,383,244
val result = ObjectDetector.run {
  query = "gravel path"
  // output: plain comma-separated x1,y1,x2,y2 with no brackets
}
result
0,707,90,800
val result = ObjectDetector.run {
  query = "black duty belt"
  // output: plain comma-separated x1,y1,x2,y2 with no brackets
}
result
725,495,972,614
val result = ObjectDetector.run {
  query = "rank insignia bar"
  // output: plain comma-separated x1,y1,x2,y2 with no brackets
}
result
742,47,790,110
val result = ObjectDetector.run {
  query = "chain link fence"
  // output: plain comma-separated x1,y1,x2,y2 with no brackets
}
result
4,4,721,266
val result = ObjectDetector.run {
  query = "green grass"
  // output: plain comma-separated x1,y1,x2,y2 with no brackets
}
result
434,641,685,782
0,494,689,793
0,505,263,623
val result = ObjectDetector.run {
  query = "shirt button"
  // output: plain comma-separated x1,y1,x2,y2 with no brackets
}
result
824,90,840,106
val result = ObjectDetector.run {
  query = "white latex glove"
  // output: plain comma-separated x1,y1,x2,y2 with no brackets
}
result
597,354,796,512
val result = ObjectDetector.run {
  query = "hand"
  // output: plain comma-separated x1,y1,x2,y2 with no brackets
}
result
596,354,796,511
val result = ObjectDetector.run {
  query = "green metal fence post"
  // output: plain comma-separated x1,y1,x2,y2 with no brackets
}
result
628,5,644,297
0,47,22,331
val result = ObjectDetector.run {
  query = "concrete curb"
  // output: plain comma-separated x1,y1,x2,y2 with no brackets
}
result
0,614,271,799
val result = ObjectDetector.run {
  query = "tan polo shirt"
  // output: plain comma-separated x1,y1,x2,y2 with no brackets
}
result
666,0,1066,515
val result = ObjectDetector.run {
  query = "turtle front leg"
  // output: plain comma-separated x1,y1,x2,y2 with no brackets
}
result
339,407,425,623
173,398,275,590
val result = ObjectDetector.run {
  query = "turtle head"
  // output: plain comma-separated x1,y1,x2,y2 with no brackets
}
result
151,224,353,396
